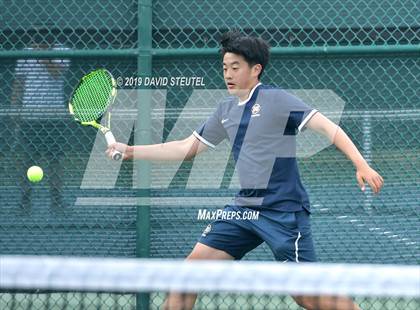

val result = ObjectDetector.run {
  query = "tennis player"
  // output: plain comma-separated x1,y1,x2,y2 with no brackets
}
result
107,31,383,310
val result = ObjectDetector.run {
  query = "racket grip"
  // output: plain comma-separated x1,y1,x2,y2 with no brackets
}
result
104,131,123,161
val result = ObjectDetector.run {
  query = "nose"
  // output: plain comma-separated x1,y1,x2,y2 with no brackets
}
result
224,69,232,80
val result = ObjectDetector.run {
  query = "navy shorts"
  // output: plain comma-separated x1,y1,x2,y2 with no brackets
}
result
198,205,317,262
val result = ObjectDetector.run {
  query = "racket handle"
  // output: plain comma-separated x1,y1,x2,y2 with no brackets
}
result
104,131,123,161
111,150,123,161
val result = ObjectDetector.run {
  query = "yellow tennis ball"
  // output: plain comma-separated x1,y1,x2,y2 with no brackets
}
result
27,166,43,183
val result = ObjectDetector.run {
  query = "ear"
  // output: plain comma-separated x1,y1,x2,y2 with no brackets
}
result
252,64,262,78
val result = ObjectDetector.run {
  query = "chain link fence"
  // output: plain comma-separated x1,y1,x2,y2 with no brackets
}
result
152,0,419,48
1,0,419,309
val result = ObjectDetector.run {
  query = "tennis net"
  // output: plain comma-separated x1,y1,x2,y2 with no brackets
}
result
1,255,419,309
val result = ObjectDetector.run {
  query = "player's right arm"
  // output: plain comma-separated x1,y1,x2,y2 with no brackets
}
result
105,134,208,161
107,99,226,161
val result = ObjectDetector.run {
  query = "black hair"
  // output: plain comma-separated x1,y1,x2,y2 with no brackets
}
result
220,31,270,79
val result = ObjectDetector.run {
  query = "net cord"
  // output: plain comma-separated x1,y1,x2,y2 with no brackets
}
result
1,255,419,297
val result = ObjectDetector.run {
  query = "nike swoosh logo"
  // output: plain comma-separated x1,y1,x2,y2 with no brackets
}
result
221,118,229,124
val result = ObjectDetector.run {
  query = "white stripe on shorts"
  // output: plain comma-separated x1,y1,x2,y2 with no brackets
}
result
295,231,302,263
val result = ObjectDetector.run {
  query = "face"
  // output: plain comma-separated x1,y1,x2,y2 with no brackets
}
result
223,52,261,100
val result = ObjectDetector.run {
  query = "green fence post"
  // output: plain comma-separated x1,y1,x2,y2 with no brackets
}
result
136,0,153,309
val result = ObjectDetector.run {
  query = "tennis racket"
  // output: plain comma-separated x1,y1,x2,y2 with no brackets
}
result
69,69,122,160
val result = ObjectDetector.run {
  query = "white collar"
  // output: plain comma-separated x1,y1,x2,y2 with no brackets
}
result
237,83,262,106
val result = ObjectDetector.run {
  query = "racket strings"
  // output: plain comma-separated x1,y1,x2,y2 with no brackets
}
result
76,75,109,120
72,70,114,122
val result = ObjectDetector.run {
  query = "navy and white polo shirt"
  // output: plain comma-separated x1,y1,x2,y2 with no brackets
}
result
193,83,318,212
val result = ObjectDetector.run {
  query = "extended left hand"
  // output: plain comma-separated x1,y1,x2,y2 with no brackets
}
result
356,166,384,194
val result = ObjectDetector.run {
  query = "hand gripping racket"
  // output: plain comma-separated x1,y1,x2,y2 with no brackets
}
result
69,69,122,160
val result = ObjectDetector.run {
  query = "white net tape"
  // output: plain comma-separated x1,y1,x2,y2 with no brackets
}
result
1,256,419,297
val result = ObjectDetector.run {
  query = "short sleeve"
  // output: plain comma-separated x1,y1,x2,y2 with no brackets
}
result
282,91,318,134
193,103,227,148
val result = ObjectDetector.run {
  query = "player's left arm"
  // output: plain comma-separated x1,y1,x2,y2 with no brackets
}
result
306,112,384,194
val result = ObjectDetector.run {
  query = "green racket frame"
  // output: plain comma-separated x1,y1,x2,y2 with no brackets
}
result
68,69,122,160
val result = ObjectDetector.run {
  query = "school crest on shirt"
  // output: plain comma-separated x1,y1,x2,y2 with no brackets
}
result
201,224,212,237
251,103,261,117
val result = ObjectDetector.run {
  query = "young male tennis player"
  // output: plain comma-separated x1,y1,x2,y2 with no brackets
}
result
107,31,383,310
